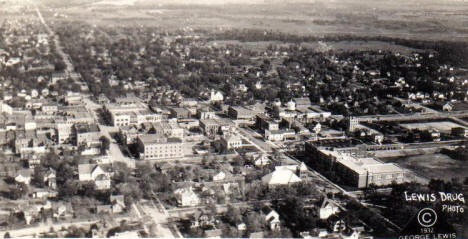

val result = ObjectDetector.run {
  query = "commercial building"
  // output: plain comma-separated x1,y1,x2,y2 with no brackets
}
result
74,123,100,146
106,103,163,127
220,133,242,151
137,134,183,160
228,106,257,120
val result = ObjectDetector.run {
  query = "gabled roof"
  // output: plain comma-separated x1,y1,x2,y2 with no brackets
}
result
261,167,302,185
16,169,33,178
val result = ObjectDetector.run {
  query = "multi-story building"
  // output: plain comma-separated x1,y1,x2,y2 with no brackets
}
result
74,123,100,146
228,106,257,120
152,121,184,139
136,134,183,160
170,107,191,120
197,104,216,120
256,114,279,132
220,133,242,151
106,103,163,127
305,143,408,188
200,119,219,136
57,121,72,144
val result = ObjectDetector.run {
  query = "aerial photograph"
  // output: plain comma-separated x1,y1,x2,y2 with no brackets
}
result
0,0,466,238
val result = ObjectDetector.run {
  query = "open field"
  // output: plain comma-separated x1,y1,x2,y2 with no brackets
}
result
381,153,468,181
26,0,468,42
400,121,466,133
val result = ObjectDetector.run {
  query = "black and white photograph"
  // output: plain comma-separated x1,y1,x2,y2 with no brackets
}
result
0,0,466,238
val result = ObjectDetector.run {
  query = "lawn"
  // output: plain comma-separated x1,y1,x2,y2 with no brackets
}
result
381,153,468,181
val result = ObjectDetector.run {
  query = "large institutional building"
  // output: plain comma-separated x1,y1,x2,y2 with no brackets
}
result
305,142,408,188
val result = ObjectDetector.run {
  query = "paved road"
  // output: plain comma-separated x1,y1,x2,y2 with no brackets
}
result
82,98,136,168
36,6,74,73
133,199,180,238
4,219,98,238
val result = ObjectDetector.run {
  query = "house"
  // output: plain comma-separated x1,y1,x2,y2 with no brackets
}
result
28,155,41,169
97,94,110,104
78,164,111,190
190,210,216,228
237,222,247,231
261,166,302,186
213,171,226,181
262,206,281,231
44,168,57,189
220,133,242,151
15,169,33,185
210,90,224,102
31,188,57,199
174,186,200,207
319,197,340,219
254,154,271,167
110,195,126,213
443,102,453,111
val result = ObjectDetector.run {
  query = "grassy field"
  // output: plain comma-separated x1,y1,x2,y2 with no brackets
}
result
381,153,468,181
400,121,466,132
29,0,468,42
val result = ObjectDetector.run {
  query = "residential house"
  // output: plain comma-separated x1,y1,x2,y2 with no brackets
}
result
443,102,454,111
15,169,33,185
78,164,112,190
262,206,281,231
254,154,271,167
110,195,126,213
213,171,226,182
319,197,340,220
210,90,224,102
44,168,57,189
174,186,200,207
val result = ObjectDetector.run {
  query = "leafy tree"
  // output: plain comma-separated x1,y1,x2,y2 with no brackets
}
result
7,182,27,200
31,165,45,188
99,136,110,155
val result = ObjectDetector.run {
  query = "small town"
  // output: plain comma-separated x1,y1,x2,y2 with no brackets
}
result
0,0,467,238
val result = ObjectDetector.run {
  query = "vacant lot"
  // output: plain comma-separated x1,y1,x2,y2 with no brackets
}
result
400,121,466,133
381,153,468,181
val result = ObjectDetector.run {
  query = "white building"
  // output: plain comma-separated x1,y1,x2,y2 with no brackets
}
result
137,135,184,160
